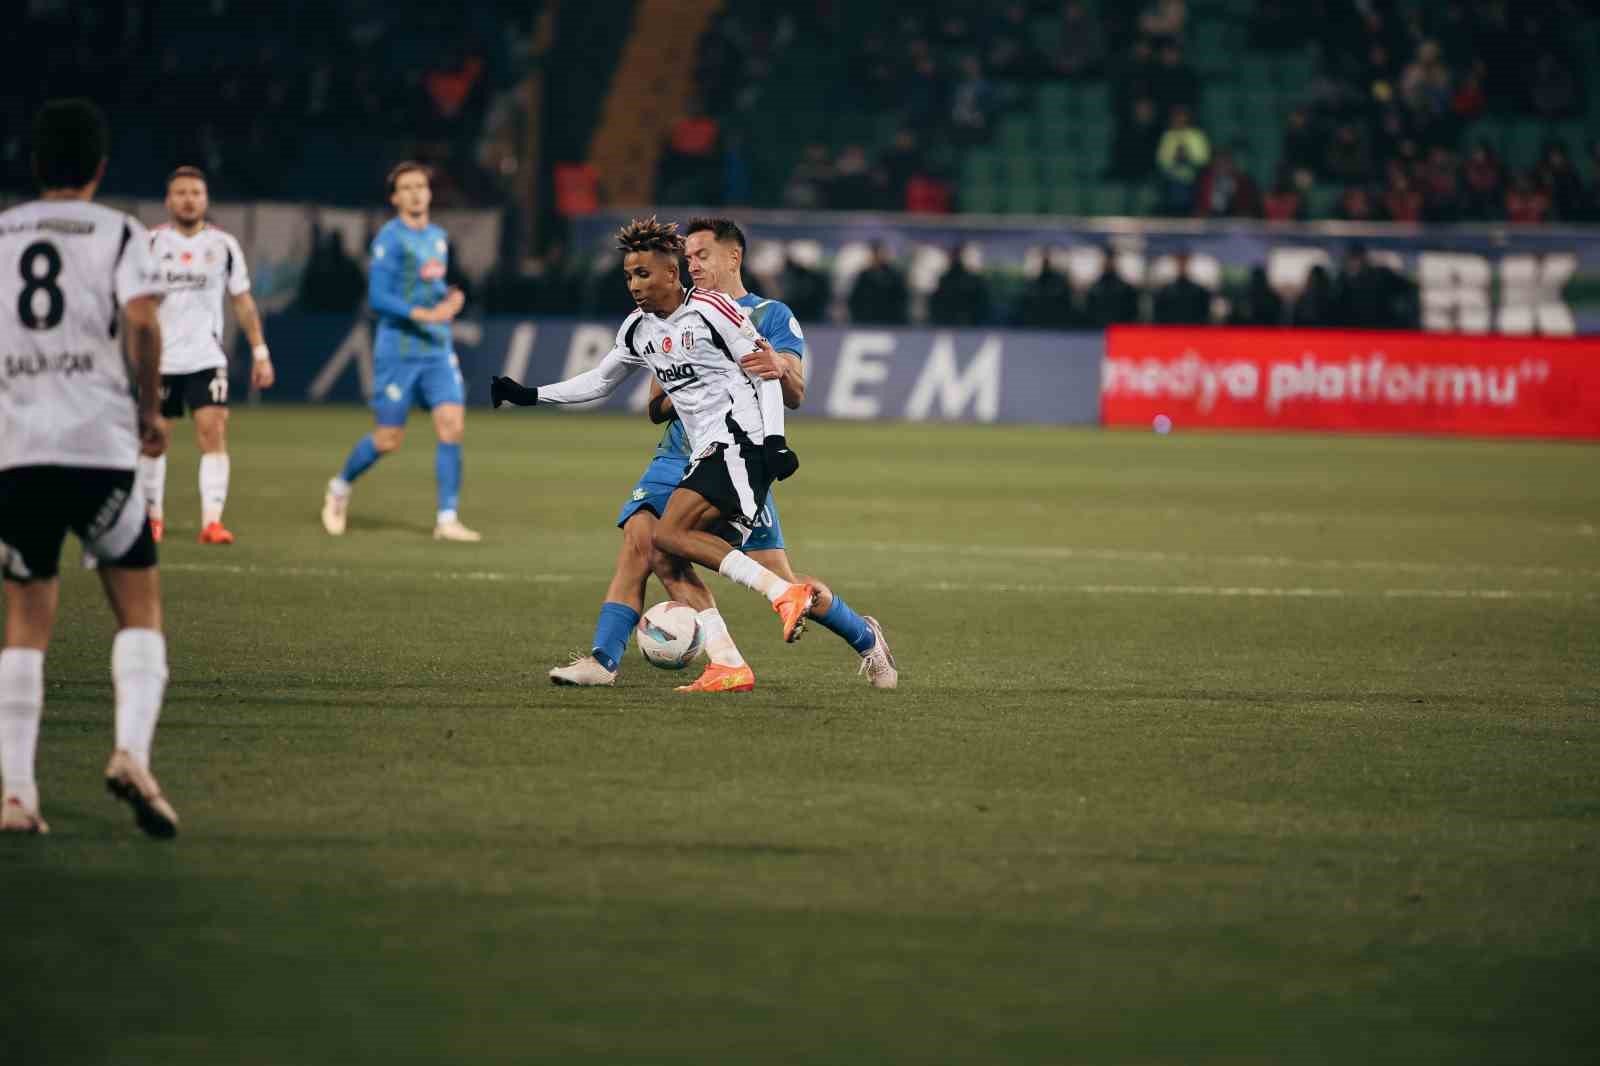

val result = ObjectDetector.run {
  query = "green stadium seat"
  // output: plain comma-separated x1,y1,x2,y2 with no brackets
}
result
1129,183,1160,216
1004,184,1046,214
1088,182,1128,216
1307,184,1340,220
1002,153,1038,183
1047,183,1083,216
1037,83,1072,116
961,149,999,185
962,183,1002,214
999,115,1034,153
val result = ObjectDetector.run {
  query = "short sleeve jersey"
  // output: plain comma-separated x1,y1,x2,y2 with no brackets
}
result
0,199,162,471
150,223,250,374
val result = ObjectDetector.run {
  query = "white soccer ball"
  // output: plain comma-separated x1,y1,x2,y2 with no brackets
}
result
636,601,704,670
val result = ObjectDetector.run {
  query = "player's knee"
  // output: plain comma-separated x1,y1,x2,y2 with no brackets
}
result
373,427,404,452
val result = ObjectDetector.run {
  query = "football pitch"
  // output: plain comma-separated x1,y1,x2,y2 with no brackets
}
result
4,405,1597,1065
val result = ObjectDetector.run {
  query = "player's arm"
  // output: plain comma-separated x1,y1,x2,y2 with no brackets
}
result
491,345,642,408
230,291,275,390
124,295,168,457
367,236,462,324
647,379,676,424
738,341,805,409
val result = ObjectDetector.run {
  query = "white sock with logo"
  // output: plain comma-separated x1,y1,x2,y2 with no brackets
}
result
717,550,793,604
138,454,167,519
199,452,229,526
0,648,45,811
113,630,167,771
696,609,746,668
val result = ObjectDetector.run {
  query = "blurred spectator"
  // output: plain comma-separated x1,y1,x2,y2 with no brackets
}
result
1085,249,1141,327
1292,265,1335,327
1419,146,1463,222
1451,58,1489,122
1281,108,1321,178
1333,244,1417,329
1582,141,1600,222
1399,40,1452,124
1194,147,1263,218
1505,173,1552,224
298,230,366,313
1152,40,1201,115
949,56,995,145
930,244,991,326
880,130,927,210
1152,250,1211,325
1107,98,1163,180
1112,38,1159,119
1156,106,1210,215
1055,2,1107,80
1262,167,1308,222
1335,185,1381,222
780,254,830,324
1383,164,1425,223
1016,252,1081,329
424,45,486,124
658,100,722,204
1460,140,1506,220
1323,123,1374,185
1535,140,1586,221
1227,266,1284,327
1529,53,1579,119
830,145,880,211
783,144,834,210
849,243,909,324
1139,0,1187,40
988,4,1048,81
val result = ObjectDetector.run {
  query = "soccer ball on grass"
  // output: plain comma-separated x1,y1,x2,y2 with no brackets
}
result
636,601,704,669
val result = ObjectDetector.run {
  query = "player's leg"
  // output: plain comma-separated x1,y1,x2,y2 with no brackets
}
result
193,378,233,544
324,358,411,535
429,400,479,542
652,472,817,644
135,375,183,542
550,512,656,686
1,579,56,834
650,549,755,693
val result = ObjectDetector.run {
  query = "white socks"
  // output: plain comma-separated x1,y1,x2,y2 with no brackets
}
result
199,452,230,526
0,648,45,810
112,629,167,771
696,609,746,668
138,454,168,519
437,509,458,526
328,477,352,499
717,550,792,604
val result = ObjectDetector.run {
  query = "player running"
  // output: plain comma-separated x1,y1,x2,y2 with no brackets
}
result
492,218,878,685
524,217,895,692
0,99,180,837
137,165,276,545
321,161,480,542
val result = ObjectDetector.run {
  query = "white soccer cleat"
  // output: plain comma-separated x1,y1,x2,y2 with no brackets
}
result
549,654,617,687
105,750,179,839
433,518,482,542
858,615,898,689
321,484,348,536
1,795,49,834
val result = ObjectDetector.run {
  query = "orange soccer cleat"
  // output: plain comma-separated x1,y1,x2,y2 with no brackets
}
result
149,517,164,543
197,521,235,545
675,663,756,693
772,582,818,643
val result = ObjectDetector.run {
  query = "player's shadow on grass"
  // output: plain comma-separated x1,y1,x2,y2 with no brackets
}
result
344,514,435,536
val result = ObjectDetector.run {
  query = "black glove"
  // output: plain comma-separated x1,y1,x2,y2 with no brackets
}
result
490,376,538,408
764,435,799,481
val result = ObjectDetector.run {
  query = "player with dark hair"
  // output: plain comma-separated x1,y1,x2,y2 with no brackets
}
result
322,161,480,541
138,165,276,544
493,218,881,691
0,99,180,836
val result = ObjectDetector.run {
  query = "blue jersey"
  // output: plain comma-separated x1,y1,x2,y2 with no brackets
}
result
652,291,807,459
368,218,452,360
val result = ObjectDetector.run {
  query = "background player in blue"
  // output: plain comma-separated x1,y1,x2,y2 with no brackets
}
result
547,217,896,691
320,162,481,542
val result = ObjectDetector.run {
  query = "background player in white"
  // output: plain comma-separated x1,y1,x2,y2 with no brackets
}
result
139,165,276,545
493,219,874,664
0,99,180,837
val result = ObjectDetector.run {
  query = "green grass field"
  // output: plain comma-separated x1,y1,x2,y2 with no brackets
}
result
4,406,1597,1065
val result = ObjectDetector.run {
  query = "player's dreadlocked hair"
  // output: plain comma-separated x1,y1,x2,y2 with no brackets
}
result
615,216,685,258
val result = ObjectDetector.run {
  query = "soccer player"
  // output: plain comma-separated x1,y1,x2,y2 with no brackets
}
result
321,161,480,541
492,218,878,687
0,99,180,837
530,217,895,692
138,165,276,545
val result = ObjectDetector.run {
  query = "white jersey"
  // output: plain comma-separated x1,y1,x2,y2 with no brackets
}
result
149,223,249,374
0,199,162,472
537,288,780,454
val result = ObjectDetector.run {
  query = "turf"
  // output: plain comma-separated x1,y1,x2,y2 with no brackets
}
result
3,406,1597,1065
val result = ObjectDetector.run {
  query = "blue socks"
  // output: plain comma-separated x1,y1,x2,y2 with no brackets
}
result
815,594,876,655
435,442,463,514
591,601,641,672
338,434,382,484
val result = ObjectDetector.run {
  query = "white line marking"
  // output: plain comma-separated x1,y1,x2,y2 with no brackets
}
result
159,563,1597,603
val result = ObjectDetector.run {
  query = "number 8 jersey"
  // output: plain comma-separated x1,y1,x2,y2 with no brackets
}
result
0,200,163,471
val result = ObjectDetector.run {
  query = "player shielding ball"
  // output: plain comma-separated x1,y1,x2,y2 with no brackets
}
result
138,165,276,545
492,218,871,668
0,99,180,837
321,162,480,542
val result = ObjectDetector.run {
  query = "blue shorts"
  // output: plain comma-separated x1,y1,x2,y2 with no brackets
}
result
617,455,785,552
371,353,464,426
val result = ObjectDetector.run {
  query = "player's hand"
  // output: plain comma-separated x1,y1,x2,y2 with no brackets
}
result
437,287,466,322
251,358,276,390
739,337,786,381
490,376,539,408
764,435,799,481
139,412,169,458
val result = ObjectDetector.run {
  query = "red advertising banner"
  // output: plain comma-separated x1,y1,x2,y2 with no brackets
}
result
1102,327,1600,439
